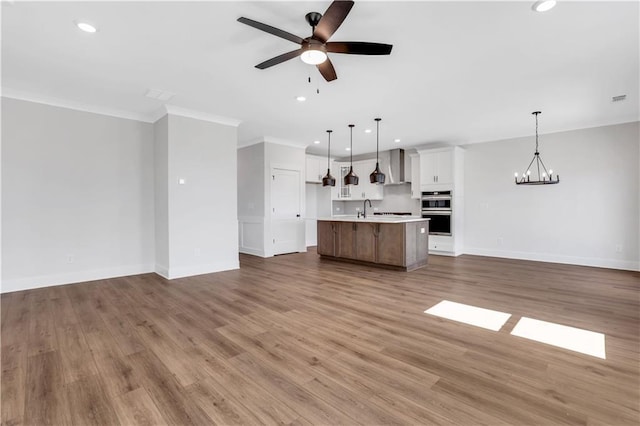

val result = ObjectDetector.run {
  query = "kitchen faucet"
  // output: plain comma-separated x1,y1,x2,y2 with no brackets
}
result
363,199,372,219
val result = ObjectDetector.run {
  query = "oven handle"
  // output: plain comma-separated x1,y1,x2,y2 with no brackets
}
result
421,210,452,216
421,196,452,201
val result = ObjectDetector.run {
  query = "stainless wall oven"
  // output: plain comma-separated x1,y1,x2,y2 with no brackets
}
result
421,191,452,235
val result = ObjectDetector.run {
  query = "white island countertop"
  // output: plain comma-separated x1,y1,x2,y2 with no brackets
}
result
317,215,428,224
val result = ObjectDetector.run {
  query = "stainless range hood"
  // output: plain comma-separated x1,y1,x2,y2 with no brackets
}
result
382,148,408,185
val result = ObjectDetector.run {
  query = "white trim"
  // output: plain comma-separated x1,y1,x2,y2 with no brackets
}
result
163,105,241,127
2,89,151,122
0,263,155,294
148,106,168,124
1,88,242,127
164,260,239,280
155,263,170,279
238,136,306,150
463,247,640,272
239,247,268,258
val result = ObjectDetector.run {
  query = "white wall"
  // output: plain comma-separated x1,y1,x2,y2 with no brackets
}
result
464,121,639,270
1,97,155,292
154,115,169,272
237,143,265,256
163,114,239,278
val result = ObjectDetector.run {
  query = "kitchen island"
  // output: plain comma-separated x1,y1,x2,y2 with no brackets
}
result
317,216,429,271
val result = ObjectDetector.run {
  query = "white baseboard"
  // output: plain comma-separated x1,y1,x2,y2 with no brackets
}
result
1,263,155,294
239,247,269,258
163,260,240,280
464,247,640,271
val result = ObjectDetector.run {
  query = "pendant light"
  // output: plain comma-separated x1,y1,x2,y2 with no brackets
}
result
515,111,559,185
344,124,359,186
322,130,336,187
369,117,386,184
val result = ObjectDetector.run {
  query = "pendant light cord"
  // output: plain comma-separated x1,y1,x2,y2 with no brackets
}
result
375,118,381,164
349,124,354,166
533,111,540,154
326,130,332,169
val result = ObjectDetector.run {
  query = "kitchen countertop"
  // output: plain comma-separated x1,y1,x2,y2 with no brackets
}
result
317,215,428,224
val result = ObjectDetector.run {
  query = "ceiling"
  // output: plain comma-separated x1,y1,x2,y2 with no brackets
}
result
2,1,638,156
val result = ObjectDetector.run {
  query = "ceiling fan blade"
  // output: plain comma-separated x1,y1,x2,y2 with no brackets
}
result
313,1,354,43
255,49,303,69
237,17,304,45
317,58,337,82
326,42,393,55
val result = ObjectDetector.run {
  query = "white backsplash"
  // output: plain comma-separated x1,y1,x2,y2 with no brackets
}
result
333,184,420,216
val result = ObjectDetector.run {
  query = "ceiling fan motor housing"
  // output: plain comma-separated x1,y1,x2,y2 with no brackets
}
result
305,12,323,28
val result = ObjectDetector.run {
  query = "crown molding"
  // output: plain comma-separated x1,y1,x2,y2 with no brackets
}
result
1,87,242,128
162,104,241,127
237,136,306,150
1,87,152,122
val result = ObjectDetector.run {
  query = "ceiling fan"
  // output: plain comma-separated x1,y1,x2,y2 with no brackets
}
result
237,0,393,82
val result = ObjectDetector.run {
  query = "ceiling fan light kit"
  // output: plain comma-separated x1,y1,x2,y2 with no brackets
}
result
237,0,393,82
344,124,359,186
369,118,385,184
515,111,559,185
322,130,336,187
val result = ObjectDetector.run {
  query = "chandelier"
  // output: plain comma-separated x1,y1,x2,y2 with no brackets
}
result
515,111,559,185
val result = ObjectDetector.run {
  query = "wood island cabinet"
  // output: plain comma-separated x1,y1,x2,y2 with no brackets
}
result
317,219,429,271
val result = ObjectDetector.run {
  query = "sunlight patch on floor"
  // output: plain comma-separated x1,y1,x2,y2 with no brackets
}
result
511,317,606,359
424,300,512,331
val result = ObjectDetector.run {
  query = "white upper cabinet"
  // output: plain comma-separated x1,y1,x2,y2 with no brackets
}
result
305,155,326,183
420,150,453,185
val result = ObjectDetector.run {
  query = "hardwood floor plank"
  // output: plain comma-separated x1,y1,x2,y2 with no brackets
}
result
24,351,70,425
112,387,167,426
126,350,213,425
64,375,120,425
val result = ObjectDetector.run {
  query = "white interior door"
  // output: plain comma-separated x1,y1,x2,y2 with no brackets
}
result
271,168,301,255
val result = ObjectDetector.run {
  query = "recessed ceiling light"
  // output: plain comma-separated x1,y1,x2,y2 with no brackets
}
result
296,96,306,102
394,138,401,143
313,140,320,144
75,20,97,33
364,129,372,133
532,1,556,12
345,147,351,151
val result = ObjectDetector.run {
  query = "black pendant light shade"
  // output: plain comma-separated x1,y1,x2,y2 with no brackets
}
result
344,124,359,186
369,117,386,184
322,130,336,187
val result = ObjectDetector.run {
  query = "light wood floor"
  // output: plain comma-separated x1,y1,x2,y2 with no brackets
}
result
2,250,639,425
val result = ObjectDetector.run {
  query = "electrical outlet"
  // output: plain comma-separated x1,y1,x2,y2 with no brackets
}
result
615,244,623,253
374,207,379,211
335,207,341,212
67,255,74,264
355,207,360,211
497,237,504,246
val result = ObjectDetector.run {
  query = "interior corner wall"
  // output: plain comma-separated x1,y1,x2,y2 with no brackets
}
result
153,115,169,276
237,143,266,257
159,114,239,279
1,97,155,293
463,121,639,271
